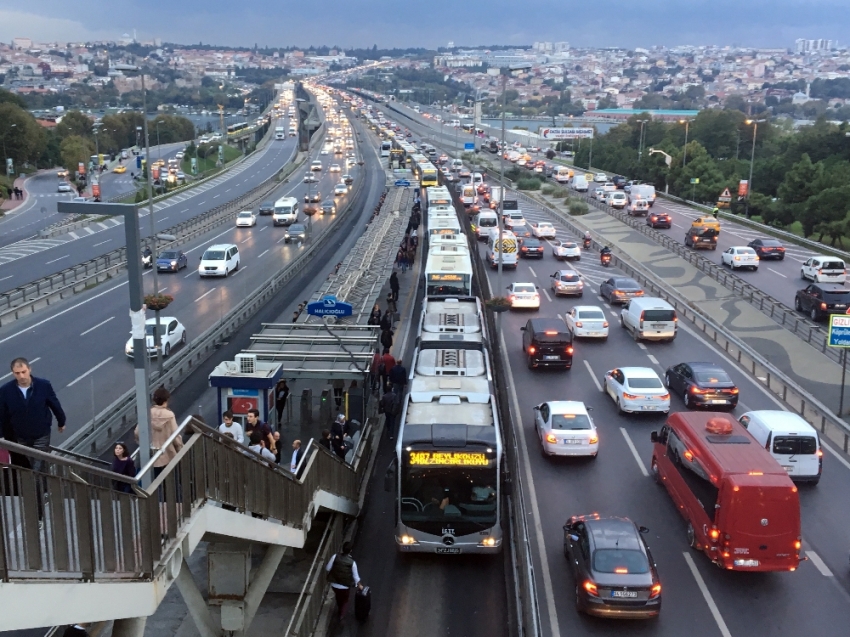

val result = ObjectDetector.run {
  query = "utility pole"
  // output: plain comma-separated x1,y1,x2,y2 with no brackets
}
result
497,74,507,302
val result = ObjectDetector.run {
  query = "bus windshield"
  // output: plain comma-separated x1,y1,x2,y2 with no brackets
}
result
426,274,471,296
401,464,497,527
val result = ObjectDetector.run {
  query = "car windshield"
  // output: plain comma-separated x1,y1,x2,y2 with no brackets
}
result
760,240,782,247
203,250,225,261
615,279,641,290
560,242,577,249
159,252,178,259
694,370,732,384
823,261,845,270
559,273,580,282
551,414,592,430
627,376,663,389
772,436,817,455
523,238,541,247
514,284,536,293
479,218,497,227
238,212,252,217
577,310,605,320
592,548,650,574
512,226,529,234
144,324,168,335
290,224,305,233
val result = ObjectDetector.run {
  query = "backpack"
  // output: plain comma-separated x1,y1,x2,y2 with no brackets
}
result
377,362,386,375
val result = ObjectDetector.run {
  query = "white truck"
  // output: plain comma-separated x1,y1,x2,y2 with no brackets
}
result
628,184,657,207
273,196,299,226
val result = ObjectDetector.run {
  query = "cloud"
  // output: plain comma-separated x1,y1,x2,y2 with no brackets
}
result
0,9,114,43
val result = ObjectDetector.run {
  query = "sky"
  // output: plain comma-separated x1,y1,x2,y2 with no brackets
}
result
0,0,848,50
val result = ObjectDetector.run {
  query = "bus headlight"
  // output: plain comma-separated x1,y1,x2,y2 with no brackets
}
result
399,535,418,545
479,537,498,548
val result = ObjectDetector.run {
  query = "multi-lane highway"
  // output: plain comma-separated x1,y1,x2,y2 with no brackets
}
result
0,116,297,291
0,106,378,442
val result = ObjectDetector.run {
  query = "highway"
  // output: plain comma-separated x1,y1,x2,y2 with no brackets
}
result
480,193,850,636
0,115,297,291
0,105,377,442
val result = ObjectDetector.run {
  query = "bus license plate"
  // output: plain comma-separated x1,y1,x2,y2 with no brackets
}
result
611,590,637,598
436,548,461,554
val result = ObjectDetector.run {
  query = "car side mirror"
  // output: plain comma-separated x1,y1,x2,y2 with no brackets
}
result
639,526,650,534
520,326,526,331
532,405,539,410
650,431,658,443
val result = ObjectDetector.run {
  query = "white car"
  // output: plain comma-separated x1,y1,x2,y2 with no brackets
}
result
592,187,606,200
304,172,317,184
508,282,540,309
334,183,348,196
565,306,609,339
801,256,847,283
552,240,581,261
531,222,557,239
310,160,323,172
534,401,599,458
721,246,759,271
58,182,73,193
125,317,186,359
321,147,330,155
175,151,185,159
603,367,670,415
594,173,608,182
329,163,341,173
236,210,257,227
609,192,627,209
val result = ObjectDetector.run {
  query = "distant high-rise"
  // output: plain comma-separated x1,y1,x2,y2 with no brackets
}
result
794,38,835,53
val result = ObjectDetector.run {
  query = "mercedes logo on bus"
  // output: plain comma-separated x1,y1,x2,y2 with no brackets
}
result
442,536,455,546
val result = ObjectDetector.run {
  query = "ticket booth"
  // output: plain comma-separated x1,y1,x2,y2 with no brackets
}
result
209,355,283,428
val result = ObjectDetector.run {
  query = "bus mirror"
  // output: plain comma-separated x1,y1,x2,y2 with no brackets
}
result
650,431,658,443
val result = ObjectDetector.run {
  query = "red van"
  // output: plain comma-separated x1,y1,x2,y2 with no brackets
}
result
650,412,802,572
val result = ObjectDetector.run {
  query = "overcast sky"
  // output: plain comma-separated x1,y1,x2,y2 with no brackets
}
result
0,0,848,50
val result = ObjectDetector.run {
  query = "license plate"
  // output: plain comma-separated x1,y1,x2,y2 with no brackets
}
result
782,465,794,472
611,590,638,598
734,559,760,567
563,439,582,445
543,355,560,360
436,548,461,554
710,399,728,404
641,405,655,410
589,332,603,336
651,323,666,328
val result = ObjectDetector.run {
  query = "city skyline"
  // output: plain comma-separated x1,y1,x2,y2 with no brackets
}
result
1,0,849,51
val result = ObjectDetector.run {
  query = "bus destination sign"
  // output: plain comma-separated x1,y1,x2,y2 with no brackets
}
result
427,273,465,283
409,451,489,466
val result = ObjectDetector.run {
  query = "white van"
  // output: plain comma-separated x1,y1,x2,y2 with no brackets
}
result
801,256,847,283
629,184,656,207
273,196,299,226
472,172,483,187
738,411,822,484
486,229,518,269
472,211,498,240
554,166,572,183
572,175,588,192
619,297,677,342
199,243,240,277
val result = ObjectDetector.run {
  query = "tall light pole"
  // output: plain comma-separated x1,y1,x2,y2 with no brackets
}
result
648,148,672,195
744,119,766,217
3,123,17,175
638,120,647,161
497,73,507,301
679,119,690,168
155,120,163,162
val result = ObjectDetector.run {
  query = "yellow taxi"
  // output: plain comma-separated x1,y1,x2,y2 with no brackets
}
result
57,169,69,178
113,165,127,174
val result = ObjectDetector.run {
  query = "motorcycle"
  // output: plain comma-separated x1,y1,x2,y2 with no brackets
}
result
582,237,592,250
142,252,153,269
600,251,612,267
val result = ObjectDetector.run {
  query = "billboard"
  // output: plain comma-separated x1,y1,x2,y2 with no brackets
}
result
738,180,749,197
539,127,594,140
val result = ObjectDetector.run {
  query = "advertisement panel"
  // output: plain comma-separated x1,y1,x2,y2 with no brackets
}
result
738,180,749,197
539,127,594,140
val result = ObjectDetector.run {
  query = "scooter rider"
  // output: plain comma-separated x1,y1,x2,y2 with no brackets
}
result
583,232,592,249
142,246,153,268
600,245,612,265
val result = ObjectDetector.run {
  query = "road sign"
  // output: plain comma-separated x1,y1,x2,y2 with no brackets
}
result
464,142,475,151
690,178,700,184
718,187,732,202
307,294,353,317
539,127,594,140
828,315,850,347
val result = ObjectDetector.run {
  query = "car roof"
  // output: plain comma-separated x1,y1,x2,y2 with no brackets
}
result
685,362,726,372
812,283,848,291
512,282,536,288
206,244,236,250
586,518,641,551
528,317,567,331
545,400,589,415
619,367,660,378
612,277,640,286
573,305,605,313
741,410,817,434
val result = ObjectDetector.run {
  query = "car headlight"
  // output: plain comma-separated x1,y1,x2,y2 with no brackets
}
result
171,261,177,266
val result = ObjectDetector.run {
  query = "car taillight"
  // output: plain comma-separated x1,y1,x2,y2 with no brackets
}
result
794,540,802,550
545,433,557,443
583,581,598,597
566,346,573,354
589,435,598,444
623,392,639,400
691,386,706,394
602,321,609,328
528,346,536,355
650,584,662,599
821,302,828,310
509,295,515,302
730,387,739,394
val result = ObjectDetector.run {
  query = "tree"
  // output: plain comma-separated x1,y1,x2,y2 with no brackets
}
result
668,141,726,202
56,111,93,139
723,95,748,113
0,103,48,166
801,186,850,238
60,135,95,175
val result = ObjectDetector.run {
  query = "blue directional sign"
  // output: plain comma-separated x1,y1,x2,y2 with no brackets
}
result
828,314,850,347
394,179,411,187
307,295,353,317
136,156,142,169
464,142,475,151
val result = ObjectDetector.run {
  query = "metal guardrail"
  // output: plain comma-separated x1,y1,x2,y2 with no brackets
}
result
512,188,850,455
61,158,366,457
0,145,304,329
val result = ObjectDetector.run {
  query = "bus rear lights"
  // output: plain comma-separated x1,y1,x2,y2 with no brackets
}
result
400,535,418,545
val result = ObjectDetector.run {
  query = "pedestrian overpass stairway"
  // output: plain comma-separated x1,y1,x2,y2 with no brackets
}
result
0,416,376,632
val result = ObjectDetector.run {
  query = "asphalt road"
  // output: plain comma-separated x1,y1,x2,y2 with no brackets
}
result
0,115,297,291
481,196,850,637
0,108,374,441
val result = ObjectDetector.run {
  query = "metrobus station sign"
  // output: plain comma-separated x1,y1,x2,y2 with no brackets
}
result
827,313,850,347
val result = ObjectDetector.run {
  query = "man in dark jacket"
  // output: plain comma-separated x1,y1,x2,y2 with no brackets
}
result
380,328,394,351
0,357,66,473
379,390,401,440
388,358,407,395
389,271,400,302
325,541,363,620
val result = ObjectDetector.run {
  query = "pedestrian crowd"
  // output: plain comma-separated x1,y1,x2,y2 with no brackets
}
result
4,186,24,201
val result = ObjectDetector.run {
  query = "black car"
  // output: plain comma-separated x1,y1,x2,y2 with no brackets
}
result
258,201,274,216
321,199,336,215
795,283,850,320
612,175,627,189
521,318,573,370
646,212,672,229
600,277,644,304
284,223,307,243
510,224,532,238
518,237,545,258
748,238,786,260
664,362,739,409
304,190,321,203
563,515,661,619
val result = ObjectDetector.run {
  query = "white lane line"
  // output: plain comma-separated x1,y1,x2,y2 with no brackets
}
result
195,288,217,302
528,266,537,278
647,354,659,365
258,249,269,258
232,266,246,276
637,342,647,350
181,209,189,213
158,216,168,222
240,237,251,244
67,357,113,387
260,226,268,232
584,360,602,392
184,270,196,279
93,239,111,247
45,255,69,264
610,310,618,318
80,316,115,336
822,441,850,472
499,330,561,636
0,357,41,382
0,275,12,282
806,550,833,577
768,267,787,278
541,288,552,302
683,553,733,637
212,194,220,199
277,236,288,244
620,428,649,476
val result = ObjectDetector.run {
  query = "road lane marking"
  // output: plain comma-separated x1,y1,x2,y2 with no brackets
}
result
805,550,833,576
93,239,111,247
258,249,269,258
683,553,733,637
620,428,649,477
195,288,217,302
541,288,552,302
637,342,647,350
528,266,537,278
45,255,69,264
499,330,561,637
277,236,288,244
0,357,41,382
0,275,12,282
232,266,246,275
184,271,196,279
584,360,602,392
184,226,234,253
768,267,787,278
212,194,220,199
610,310,618,318
260,226,268,232
67,357,113,387
647,354,659,365
80,316,115,336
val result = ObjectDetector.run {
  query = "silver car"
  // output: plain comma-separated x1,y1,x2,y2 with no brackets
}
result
552,240,582,261
550,269,584,297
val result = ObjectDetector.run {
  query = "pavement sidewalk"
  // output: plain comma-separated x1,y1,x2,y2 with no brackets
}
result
0,176,29,212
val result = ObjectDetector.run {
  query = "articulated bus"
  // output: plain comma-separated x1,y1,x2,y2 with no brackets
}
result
392,295,502,554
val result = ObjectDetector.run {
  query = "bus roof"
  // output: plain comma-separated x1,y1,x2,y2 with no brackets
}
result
403,377,495,429
420,297,483,334
666,412,791,480
425,252,473,276
414,347,487,378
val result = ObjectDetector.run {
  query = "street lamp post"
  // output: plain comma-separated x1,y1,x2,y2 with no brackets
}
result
638,120,647,161
2,123,17,175
744,119,766,217
497,73,507,301
156,121,162,163
648,148,673,194
680,119,690,168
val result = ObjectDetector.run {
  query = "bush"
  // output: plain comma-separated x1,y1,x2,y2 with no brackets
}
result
541,184,555,195
517,178,542,191
552,187,569,198
567,197,589,215
545,149,556,160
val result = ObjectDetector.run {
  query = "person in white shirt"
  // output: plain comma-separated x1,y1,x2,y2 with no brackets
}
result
290,439,301,472
218,410,244,444
325,541,363,620
248,430,275,462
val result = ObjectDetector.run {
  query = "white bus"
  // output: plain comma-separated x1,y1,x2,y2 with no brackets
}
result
424,248,473,297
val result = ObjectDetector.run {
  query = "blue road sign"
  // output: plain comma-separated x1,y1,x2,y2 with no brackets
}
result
307,294,353,317
828,314,850,347
136,156,142,169
394,179,411,187
464,142,475,151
